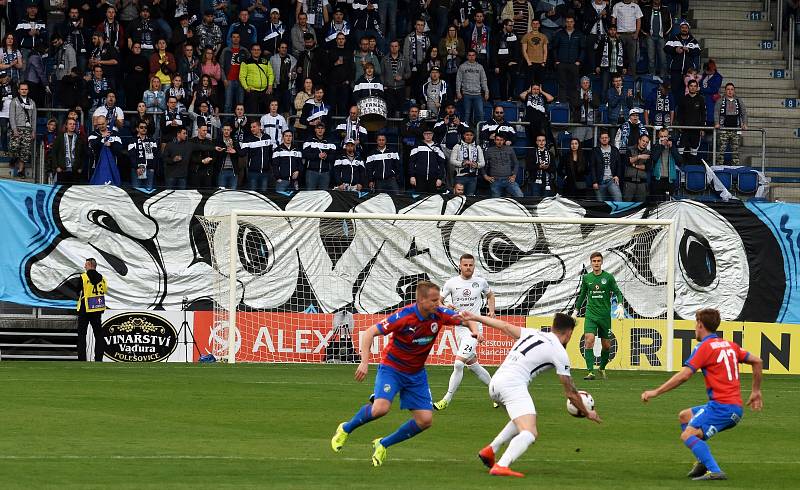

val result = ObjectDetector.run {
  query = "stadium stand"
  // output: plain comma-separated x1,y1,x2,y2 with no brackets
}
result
0,0,794,202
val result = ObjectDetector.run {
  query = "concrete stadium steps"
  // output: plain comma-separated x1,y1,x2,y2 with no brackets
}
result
691,2,765,13
693,29,775,40
0,154,34,183
703,53,786,65
701,37,781,52
742,132,800,147
714,65,789,79
764,167,800,181
738,97,800,110
746,154,800,167
736,87,799,98
739,106,800,119
769,183,800,202
720,76,795,90
689,10,770,23
692,19,771,32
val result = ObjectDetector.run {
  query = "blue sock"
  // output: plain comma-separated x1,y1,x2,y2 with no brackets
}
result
684,435,721,473
379,419,423,448
343,404,373,433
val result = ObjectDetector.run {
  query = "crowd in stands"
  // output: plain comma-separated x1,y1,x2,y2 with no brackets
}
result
0,0,750,201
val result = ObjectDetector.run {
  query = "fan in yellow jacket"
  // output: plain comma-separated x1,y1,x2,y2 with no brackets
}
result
239,44,275,113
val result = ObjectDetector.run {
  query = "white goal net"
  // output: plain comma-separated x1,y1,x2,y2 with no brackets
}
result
198,211,676,370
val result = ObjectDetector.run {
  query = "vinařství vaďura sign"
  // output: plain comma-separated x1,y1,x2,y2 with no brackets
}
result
101,312,178,362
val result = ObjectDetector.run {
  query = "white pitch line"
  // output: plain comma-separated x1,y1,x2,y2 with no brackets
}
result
0,455,797,465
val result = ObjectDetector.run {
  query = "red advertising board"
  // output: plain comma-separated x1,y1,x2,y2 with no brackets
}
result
192,312,525,364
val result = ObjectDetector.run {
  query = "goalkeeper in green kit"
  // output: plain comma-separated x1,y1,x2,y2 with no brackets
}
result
573,252,625,381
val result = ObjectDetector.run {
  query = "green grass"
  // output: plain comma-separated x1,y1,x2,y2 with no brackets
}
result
1,363,797,489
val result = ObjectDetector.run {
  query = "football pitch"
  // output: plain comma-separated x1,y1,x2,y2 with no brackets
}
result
1,363,797,489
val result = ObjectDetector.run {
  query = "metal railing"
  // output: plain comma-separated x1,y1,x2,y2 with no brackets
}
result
476,120,767,174
789,15,796,80
29,108,768,186
777,0,784,51
766,0,772,31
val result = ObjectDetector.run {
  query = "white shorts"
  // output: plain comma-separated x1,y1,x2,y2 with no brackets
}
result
489,377,536,420
455,325,481,360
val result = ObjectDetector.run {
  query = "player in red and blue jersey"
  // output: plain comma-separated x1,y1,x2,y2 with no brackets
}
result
330,281,478,466
642,308,763,481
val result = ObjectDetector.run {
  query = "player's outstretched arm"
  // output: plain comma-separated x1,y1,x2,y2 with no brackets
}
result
559,375,601,423
743,354,764,411
460,310,521,339
486,291,496,317
641,366,693,403
355,324,380,382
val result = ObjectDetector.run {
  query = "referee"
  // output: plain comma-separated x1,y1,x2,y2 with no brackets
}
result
76,258,108,362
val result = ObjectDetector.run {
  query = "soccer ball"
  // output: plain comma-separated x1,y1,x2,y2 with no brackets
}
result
566,390,595,417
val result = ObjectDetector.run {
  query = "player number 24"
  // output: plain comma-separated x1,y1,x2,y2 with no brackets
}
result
716,349,739,381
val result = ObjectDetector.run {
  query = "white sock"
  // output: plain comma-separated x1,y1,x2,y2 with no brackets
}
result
497,431,536,467
490,421,519,453
443,360,465,403
468,362,492,385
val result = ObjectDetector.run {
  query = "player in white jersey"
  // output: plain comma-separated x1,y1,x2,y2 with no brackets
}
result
460,311,602,478
434,254,496,411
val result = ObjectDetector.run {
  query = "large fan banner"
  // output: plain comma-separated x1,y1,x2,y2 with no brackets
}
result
0,180,797,324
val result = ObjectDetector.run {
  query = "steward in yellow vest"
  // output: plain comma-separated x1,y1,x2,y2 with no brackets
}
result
76,258,108,361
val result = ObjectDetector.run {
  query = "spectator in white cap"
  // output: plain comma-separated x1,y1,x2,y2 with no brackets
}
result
614,107,648,154
262,8,288,56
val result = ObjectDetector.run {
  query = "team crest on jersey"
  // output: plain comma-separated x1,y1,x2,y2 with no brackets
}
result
472,282,479,288
383,384,392,393
601,278,607,285
430,323,438,333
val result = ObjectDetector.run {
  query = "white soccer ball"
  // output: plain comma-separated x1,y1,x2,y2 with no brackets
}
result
566,390,595,417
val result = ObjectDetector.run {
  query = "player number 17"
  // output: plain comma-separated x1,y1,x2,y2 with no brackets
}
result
716,349,739,381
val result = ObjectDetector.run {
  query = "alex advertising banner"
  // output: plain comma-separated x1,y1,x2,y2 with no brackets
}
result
190,312,800,374
524,316,800,375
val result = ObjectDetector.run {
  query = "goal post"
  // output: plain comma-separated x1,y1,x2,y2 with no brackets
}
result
198,210,676,371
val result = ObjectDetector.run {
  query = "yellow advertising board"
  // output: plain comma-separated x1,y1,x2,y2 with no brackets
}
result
524,316,800,374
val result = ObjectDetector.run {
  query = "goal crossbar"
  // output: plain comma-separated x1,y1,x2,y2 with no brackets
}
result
220,210,676,371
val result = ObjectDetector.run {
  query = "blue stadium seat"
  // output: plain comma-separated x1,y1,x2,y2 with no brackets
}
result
556,130,573,153
683,165,707,193
590,74,602,96
36,117,48,135
497,101,519,123
622,75,635,96
597,104,608,124
714,169,734,191
515,131,530,146
516,165,525,186
542,79,558,98
637,74,662,101
736,169,759,194
549,102,570,124
513,132,530,158
636,50,649,76
483,104,493,122
382,126,399,138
